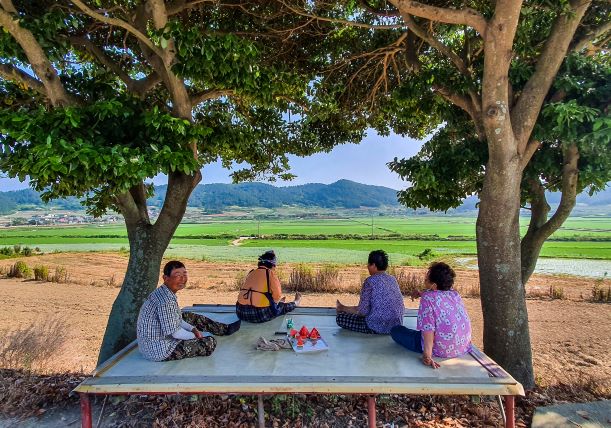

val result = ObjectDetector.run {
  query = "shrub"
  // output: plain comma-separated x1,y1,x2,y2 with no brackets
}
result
460,283,481,298
0,318,68,372
7,261,32,279
51,266,69,283
390,267,424,297
233,271,246,291
312,265,341,292
286,264,342,293
12,244,21,255
0,246,14,256
33,265,50,281
417,248,436,261
21,246,33,257
591,283,611,303
550,285,565,300
286,264,314,292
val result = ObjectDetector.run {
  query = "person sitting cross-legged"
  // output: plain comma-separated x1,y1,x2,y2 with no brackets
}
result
137,260,241,362
236,250,301,323
390,262,472,369
336,250,404,334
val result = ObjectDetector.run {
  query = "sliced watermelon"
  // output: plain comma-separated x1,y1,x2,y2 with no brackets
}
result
289,329,298,337
309,327,320,339
299,326,309,337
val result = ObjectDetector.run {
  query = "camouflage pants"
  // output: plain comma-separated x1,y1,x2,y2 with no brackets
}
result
166,337,217,361
181,311,241,336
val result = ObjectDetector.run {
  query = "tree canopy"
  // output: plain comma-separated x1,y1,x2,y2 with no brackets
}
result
0,1,345,216
280,0,610,388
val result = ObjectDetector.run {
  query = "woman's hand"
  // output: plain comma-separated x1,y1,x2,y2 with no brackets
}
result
192,328,203,339
336,299,345,312
422,354,440,369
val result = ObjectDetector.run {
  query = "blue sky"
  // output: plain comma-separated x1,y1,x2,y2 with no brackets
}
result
0,130,425,192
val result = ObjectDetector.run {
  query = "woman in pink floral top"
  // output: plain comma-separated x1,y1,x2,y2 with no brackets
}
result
390,262,472,368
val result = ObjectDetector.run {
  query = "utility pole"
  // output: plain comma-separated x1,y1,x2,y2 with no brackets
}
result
258,220,261,238
371,215,374,239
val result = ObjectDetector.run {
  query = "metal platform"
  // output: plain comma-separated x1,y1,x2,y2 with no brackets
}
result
75,305,523,427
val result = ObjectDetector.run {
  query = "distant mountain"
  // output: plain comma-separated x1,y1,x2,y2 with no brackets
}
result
150,179,401,210
0,180,402,213
1,180,609,215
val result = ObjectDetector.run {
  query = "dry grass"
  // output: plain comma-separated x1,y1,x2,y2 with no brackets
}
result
51,266,70,283
591,282,611,303
33,265,50,281
0,318,68,372
458,283,481,298
231,271,246,292
526,285,566,300
390,267,424,297
285,264,347,293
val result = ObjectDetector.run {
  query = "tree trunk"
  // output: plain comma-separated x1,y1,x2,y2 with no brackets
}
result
97,171,200,365
97,223,171,364
476,150,535,389
520,144,580,284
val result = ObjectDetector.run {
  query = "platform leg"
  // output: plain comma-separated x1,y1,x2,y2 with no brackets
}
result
367,395,376,428
258,395,265,428
504,395,515,428
79,393,92,428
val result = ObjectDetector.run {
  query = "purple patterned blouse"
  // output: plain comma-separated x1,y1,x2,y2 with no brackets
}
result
416,289,472,358
357,272,405,334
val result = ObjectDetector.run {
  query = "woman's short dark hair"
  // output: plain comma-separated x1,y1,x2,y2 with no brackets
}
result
163,260,185,276
427,262,455,291
368,250,389,271
257,250,277,269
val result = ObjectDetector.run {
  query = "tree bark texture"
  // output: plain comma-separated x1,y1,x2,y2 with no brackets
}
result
97,223,169,364
520,144,579,283
97,171,200,364
476,151,535,389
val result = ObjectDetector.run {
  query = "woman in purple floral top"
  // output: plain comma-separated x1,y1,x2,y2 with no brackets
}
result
336,250,404,334
391,262,472,368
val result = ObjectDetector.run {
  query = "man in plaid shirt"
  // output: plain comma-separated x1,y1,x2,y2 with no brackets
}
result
137,260,241,361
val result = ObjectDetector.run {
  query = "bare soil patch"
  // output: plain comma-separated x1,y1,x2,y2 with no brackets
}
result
0,253,609,426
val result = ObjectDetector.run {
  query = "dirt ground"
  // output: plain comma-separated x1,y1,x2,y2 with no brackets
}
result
0,251,609,392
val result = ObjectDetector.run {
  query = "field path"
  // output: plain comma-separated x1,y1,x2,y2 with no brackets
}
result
231,236,253,246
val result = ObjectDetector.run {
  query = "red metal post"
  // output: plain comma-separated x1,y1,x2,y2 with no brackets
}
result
367,395,376,428
504,395,515,428
80,393,93,428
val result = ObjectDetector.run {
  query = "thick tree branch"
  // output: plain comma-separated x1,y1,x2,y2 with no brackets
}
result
402,14,470,77
128,183,151,224
520,144,579,282
0,0,17,13
520,139,541,170
0,63,46,95
69,36,160,97
512,0,592,150
434,85,484,139
390,0,487,36
154,170,201,236
71,0,164,61
0,8,74,107
115,191,146,227
143,0,192,120
571,21,611,52
191,89,235,106
537,144,580,238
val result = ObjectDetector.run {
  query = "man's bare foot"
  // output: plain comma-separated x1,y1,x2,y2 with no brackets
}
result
294,292,302,306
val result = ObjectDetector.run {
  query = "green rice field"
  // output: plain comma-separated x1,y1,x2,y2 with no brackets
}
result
0,216,609,263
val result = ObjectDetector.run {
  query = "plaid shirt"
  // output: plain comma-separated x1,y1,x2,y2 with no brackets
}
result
137,285,182,361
